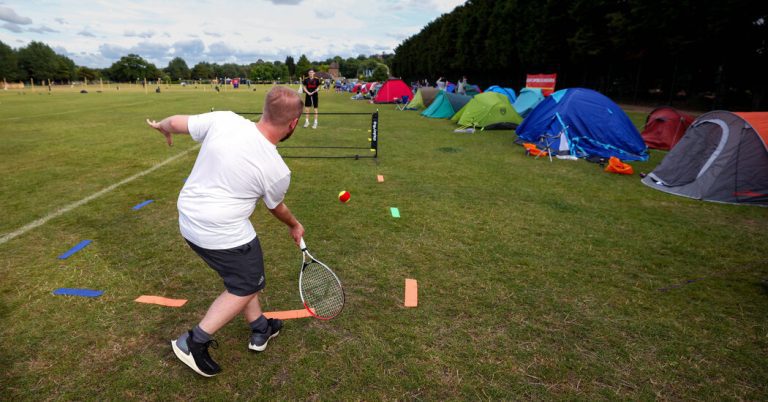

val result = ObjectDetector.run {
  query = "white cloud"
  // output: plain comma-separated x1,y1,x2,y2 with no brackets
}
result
1,21,22,32
0,6,32,25
267,0,303,4
125,30,155,38
28,25,58,34
78,30,97,37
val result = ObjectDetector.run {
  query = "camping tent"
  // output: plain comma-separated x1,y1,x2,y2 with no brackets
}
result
641,107,695,150
465,84,482,96
361,82,377,93
373,79,413,103
516,88,648,161
485,86,517,104
406,87,440,110
421,92,472,119
451,92,522,129
642,111,768,205
513,88,545,117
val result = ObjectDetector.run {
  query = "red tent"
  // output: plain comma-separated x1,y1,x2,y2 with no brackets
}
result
361,82,377,94
641,107,696,150
373,79,413,103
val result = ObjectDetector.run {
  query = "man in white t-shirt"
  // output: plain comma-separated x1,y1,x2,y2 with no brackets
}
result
146,86,304,377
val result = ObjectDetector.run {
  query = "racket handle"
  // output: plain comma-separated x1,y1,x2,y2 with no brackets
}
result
299,237,307,251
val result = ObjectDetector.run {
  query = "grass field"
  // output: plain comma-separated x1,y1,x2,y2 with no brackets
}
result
1,84,766,400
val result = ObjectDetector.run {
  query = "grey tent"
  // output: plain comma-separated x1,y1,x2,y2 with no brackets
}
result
642,111,768,206
406,87,440,109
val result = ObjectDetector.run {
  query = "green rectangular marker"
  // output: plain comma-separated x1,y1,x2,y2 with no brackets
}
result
390,207,400,218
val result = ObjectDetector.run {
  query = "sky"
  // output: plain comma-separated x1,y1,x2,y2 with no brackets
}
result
0,0,466,68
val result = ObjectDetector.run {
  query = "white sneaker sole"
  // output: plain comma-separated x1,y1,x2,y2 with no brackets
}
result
171,339,217,377
248,329,280,352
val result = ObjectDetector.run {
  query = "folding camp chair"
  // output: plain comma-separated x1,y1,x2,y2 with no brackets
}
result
395,95,409,111
536,132,560,162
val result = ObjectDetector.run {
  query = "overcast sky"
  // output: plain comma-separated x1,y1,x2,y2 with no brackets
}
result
0,0,466,68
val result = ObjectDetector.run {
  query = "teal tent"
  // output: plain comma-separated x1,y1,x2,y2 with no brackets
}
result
513,88,545,117
421,92,473,119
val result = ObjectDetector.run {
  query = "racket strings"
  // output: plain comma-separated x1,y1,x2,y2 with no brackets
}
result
301,261,344,318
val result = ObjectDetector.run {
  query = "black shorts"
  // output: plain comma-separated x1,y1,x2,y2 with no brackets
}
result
304,93,319,108
185,237,266,296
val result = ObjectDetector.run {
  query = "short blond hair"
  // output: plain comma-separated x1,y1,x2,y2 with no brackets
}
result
262,86,303,126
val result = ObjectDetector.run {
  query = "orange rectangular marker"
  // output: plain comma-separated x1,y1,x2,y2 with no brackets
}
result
264,309,314,320
134,295,188,308
377,175,384,183
404,278,418,307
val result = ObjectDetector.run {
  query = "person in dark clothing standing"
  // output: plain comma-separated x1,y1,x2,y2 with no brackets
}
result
302,69,320,129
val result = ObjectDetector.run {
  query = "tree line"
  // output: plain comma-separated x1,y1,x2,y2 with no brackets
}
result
0,40,392,84
390,0,767,110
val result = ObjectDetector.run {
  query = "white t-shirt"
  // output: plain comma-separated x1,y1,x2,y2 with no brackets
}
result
178,111,291,249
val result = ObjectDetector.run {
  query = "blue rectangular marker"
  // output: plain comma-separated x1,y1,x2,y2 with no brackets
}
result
132,199,154,210
390,207,400,218
53,288,104,298
58,240,92,259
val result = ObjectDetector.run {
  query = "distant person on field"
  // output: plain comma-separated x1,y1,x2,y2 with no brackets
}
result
302,69,320,129
457,76,467,95
436,77,446,91
146,86,305,378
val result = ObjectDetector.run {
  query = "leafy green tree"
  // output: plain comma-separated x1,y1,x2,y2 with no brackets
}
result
0,40,21,81
340,57,359,78
76,66,100,81
54,55,76,82
166,57,190,81
17,41,59,82
285,56,296,80
220,63,241,78
250,63,275,81
106,54,158,82
371,64,389,81
296,54,311,77
191,62,214,79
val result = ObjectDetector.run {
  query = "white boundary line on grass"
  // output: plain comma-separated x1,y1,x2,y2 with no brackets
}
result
0,144,201,245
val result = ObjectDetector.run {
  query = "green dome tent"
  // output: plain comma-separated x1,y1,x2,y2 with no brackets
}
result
451,92,522,129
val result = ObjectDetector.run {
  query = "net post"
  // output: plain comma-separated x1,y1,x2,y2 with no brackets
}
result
370,110,379,159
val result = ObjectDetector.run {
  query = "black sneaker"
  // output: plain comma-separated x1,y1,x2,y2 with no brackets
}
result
249,318,283,352
171,330,222,377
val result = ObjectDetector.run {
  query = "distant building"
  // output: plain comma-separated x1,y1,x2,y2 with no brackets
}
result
329,62,340,78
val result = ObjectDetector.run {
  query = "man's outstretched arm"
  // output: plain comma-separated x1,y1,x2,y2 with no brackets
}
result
268,202,304,247
146,115,190,146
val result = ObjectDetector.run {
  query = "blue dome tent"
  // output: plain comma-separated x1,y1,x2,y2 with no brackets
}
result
485,86,517,104
516,88,649,161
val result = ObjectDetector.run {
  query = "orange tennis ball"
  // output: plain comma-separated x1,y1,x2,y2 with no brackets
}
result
338,190,351,203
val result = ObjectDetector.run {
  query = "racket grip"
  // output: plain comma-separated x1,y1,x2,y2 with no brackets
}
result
299,237,307,251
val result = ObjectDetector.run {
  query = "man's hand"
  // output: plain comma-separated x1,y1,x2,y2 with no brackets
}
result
146,118,174,146
290,222,305,247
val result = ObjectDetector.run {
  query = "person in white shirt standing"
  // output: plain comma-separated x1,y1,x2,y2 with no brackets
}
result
146,86,305,377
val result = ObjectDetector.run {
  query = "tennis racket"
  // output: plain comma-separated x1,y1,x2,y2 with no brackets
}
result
299,238,344,320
